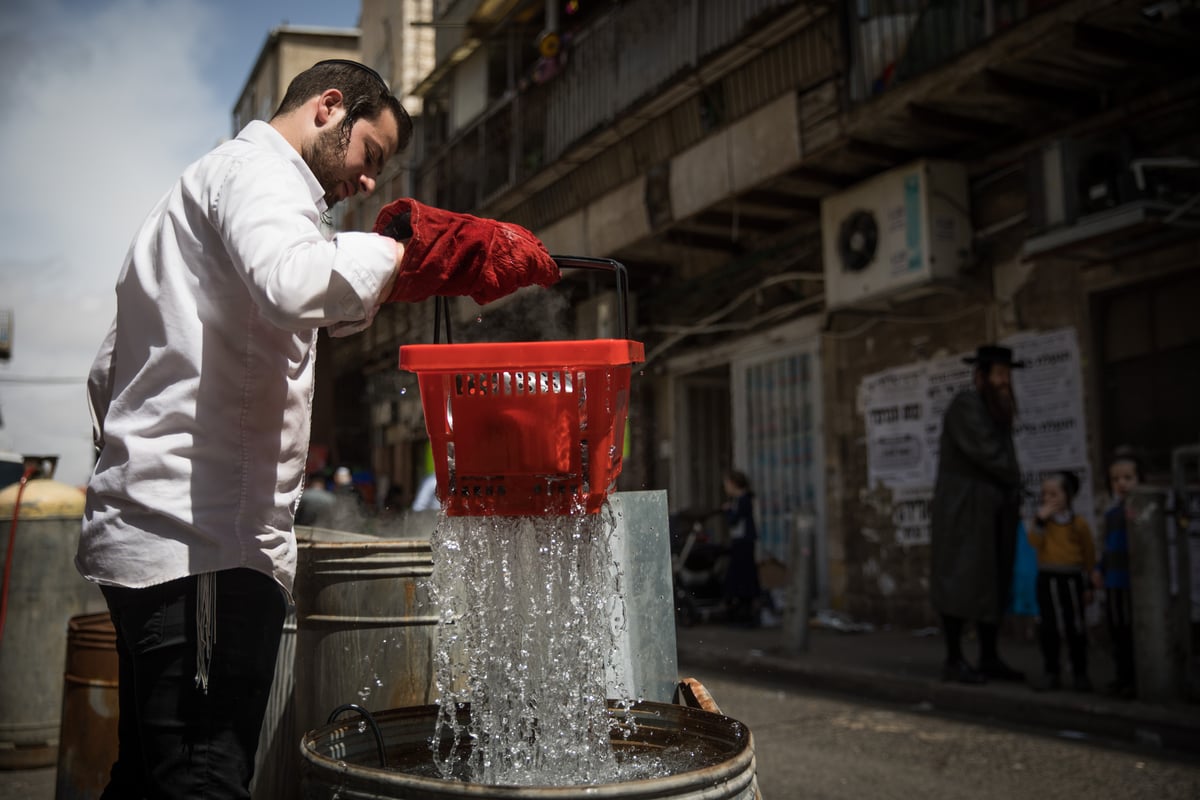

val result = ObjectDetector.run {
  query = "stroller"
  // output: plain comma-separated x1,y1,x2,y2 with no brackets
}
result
669,509,729,627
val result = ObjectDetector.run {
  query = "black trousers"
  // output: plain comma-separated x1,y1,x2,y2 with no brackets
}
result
1036,571,1088,678
100,568,286,800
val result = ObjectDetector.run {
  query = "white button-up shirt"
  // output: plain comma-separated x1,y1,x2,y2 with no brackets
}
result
79,120,397,598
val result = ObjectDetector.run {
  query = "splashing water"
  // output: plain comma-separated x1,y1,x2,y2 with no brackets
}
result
427,503,646,786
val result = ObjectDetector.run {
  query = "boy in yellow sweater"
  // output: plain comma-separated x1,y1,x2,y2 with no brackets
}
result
1027,470,1095,692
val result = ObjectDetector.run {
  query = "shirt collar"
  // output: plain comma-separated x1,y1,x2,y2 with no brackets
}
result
237,120,329,214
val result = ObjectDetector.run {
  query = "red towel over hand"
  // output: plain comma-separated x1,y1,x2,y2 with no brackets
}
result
374,198,560,305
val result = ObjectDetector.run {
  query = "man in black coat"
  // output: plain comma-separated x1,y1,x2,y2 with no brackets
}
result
930,344,1026,684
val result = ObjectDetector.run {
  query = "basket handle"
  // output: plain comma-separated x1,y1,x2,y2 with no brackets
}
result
432,256,631,343
434,295,453,344
549,255,631,341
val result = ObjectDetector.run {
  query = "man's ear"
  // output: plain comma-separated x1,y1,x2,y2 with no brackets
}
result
315,89,344,127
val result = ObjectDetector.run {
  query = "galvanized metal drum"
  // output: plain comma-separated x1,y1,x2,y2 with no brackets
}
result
250,606,297,800
54,612,118,800
299,701,757,800
263,527,438,799
0,479,100,769
293,527,440,731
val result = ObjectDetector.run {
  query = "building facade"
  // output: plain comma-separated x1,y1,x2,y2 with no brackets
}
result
232,26,362,134
324,1,437,509
328,0,1199,625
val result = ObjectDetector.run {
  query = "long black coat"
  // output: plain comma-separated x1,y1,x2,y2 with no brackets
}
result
929,389,1021,623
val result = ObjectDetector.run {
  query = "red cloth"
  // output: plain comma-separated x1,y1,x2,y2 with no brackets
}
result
373,198,560,305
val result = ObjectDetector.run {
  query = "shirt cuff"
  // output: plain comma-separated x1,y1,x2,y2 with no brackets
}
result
333,231,397,312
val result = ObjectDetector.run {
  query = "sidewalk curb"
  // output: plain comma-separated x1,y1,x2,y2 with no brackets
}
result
676,641,1200,758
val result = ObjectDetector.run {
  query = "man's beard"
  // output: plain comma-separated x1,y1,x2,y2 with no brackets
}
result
981,381,1016,429
303,123,350,207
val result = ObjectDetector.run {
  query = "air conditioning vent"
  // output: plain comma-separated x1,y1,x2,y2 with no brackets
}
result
837,210,880,273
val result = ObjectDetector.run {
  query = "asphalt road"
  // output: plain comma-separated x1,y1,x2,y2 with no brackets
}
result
9,674,1198,799
687,668,1200,800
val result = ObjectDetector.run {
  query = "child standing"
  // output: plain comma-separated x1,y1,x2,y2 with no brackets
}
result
1028,470,1096,691
1092,450,1142,697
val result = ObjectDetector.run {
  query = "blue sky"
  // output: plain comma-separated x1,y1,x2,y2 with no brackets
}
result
0,0,362,485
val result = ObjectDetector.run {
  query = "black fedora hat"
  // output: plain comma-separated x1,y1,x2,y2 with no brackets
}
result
963,344,1026,368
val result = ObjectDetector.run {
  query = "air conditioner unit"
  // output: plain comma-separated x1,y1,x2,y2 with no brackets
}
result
1022,135,1200,259
1028,135,1136,231
821,159,971,309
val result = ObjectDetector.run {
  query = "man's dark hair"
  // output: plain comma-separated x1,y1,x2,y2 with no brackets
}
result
273,59,413,154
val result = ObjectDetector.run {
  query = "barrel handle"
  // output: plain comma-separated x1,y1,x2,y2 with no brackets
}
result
326,703,388,769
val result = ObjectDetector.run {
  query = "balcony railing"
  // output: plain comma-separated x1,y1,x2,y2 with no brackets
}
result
415,0,801,212
846,0,1064,104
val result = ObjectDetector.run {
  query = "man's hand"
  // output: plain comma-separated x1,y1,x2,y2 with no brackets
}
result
374,198,560,305
1036,497,1063,521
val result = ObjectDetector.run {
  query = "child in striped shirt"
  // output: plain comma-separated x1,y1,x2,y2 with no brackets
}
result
1028,470,1095,692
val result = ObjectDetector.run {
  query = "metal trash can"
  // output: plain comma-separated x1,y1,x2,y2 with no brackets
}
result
0,479,100,769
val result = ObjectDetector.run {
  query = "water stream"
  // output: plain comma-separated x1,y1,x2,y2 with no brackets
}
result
426,504,669,786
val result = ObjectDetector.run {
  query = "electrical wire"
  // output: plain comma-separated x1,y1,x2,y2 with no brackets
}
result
642,271,824,365
821,300,987,340
0,375,86,384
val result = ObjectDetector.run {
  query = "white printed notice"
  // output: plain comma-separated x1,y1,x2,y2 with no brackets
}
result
1005,328,1095,533
862,362,928,490
860,328,1094,546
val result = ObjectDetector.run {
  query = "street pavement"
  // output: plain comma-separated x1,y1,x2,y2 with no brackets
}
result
673,618,1200,759
4,617,1196,798
684,667,1200,799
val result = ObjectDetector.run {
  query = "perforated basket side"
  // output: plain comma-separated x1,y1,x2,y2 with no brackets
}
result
414,362,633,516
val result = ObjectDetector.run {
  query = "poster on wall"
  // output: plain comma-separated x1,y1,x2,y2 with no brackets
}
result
1004,328,1096,531
860,328,1095,546
861,362,927,490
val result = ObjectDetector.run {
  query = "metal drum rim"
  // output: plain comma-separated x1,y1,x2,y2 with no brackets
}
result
300,700,755,799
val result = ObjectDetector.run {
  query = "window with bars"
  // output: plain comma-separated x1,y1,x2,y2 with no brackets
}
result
733,345,823,569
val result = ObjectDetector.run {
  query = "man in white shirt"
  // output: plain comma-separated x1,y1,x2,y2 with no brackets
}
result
79,60,558,799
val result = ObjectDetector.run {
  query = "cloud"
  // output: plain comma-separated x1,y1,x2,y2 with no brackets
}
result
0,0,228,486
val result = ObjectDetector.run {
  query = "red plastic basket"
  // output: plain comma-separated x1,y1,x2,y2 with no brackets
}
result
398,258,644,517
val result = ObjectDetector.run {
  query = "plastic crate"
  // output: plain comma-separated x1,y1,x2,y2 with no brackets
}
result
399,339,644,516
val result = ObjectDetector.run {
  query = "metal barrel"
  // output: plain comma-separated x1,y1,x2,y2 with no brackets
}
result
299,701,758,800
1128,485,1191,703
0,479,102,769
53,613,118,800
250,607,297,800
276,527,438,799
